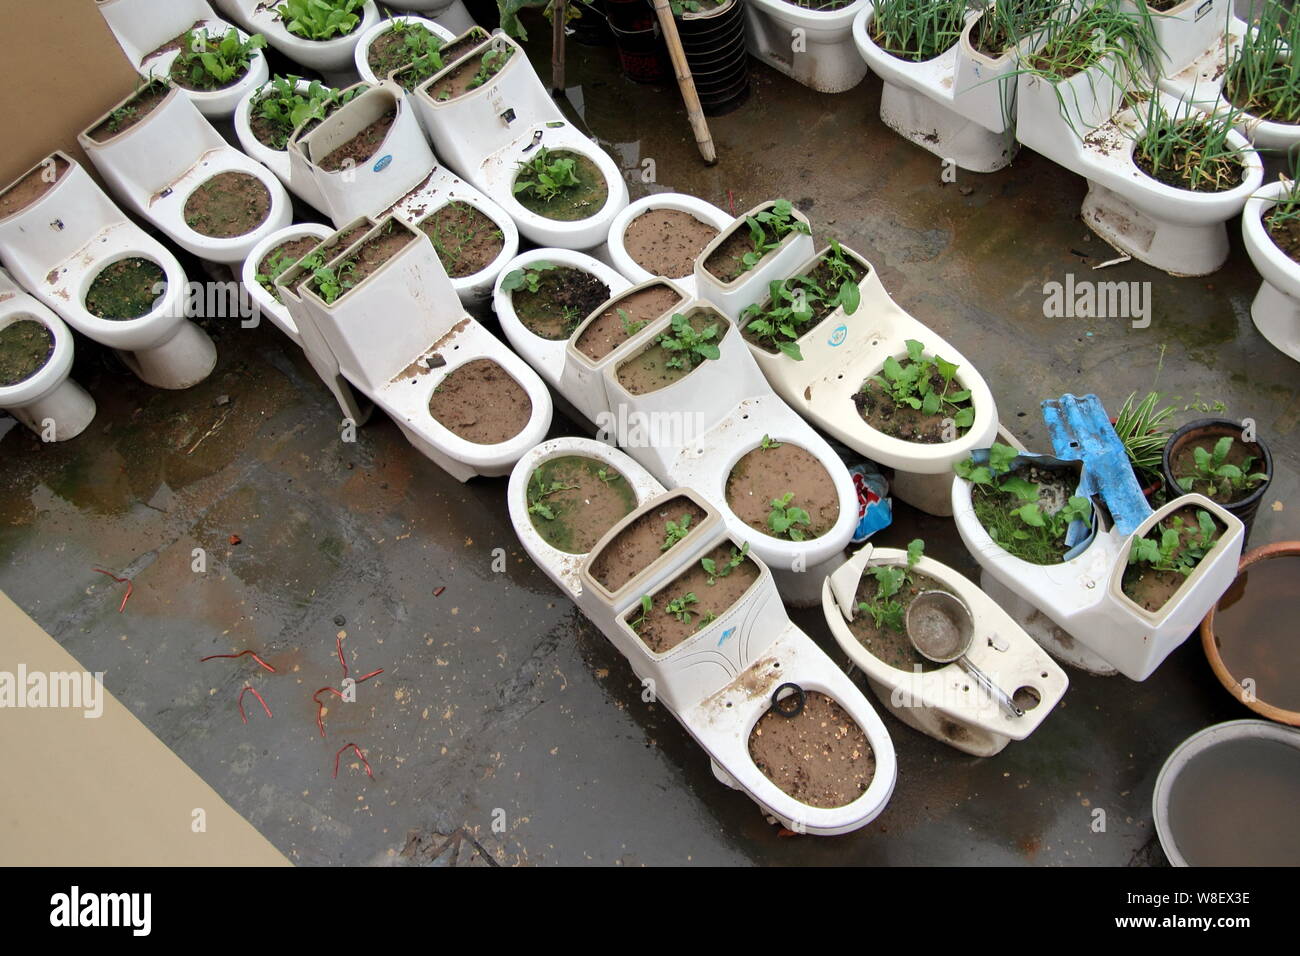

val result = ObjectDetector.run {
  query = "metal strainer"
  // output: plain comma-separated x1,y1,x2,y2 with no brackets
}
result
906,591,1023,719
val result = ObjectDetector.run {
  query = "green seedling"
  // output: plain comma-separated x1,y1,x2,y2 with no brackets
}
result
760,434,782,450
1224,0,1300,124
658,312,721,373
1132,92,1247,193
666,592,699,624
618,308,647,337
1176,436,1268,499
737,199,811,272
856,538,924,632
767,492,811,541
526,472,577,521
311,260,356,304
513,146,580,203
173,28,266,90
277,0,366,41
255,246,305,295
867,339,975,428
698,611,717,629
629,594,652,632
1129,509,1219,576
700,543,749,585
596,467,619,485
662,514,693,551
254,77,358,150
872,0,969,62
499,261,556,294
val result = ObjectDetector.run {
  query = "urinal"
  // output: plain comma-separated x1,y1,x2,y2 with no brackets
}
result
853,7,1021,173
693,200,815,318
743,0,871,93
823,542,1068,756
950,395,1246,681
493,248,632,388
353,15,456,84
78,81,292,266
1015,58,1265,276
279,215,553,480
1150,0,1300,152
0,153,215,390
739,242,998,516
211,0,381,81
97,0,269,119
241,222,335,346
0,268,96,441
1242,179,1300,362
509,479,897,834
604,192,732,299
411,32,629,250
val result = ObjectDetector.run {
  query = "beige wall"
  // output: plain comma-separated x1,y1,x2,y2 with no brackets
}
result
0,0,140,186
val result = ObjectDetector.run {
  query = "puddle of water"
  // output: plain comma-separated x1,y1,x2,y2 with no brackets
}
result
1214,555,1300,713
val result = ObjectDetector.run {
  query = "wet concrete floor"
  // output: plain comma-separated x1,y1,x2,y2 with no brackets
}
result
1,28,1297,865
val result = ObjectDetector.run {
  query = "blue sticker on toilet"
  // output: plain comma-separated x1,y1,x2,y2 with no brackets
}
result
373,155,393,172
828,324,847,347
717,627,736,647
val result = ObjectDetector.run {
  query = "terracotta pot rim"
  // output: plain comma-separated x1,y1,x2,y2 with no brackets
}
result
1200,541,1300,727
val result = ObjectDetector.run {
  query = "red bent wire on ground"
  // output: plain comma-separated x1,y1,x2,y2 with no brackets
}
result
312,666,384,737
200,649,277,673
92,568,133,613
237,685,273,724
333,743,373,780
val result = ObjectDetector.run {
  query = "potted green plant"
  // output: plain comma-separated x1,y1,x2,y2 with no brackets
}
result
1161,419,1273,541
1111,389,1175,500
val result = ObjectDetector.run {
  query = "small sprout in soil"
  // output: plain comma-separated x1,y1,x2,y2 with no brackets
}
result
618,308,647,337
500,261,556,295
1176,436,1267,500
277,0,366,42
760,434,782,450
856,538,924,632
514,147,581,203
103,78,168,136
701,543,749,585
1128,509,1219,577
172,28,266,91
630,594,652,632
256,246,304,295
665,592,699,624
382,20,445,83
662,513,693,551
467,46,510,90
596,467,620,485
658,312,721,373
767,492,811,541
526,472,578,521
866,339,974,428
312,260,357,305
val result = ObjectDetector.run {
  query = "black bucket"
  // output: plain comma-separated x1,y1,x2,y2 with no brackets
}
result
607,0,671,82
571,0,616,46
675,0,749,115
1161,418,1274,543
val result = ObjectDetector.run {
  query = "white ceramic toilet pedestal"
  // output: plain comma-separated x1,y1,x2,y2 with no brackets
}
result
743,0,871,93
0,153,216,390
212,0,381,82
0,269,96,441
1242,178,1300,363
604,193,732,299
234,78,340,215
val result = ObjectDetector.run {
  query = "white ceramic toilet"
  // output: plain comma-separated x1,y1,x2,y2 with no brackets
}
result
739,242,999,515
605,192,733,299
241,222,335,347
1242,179,1300,362
508,479,897,834
0,153,215,390
823,542,1068,756
277,215,552,481
853,7,1021,173
492,248,631,388
234,77,344,214
353,15,456,84
744,0,871,93
97,0,269,119
0,268,96,441
411,32,629,250
1016,59,1265,275
78,82,292,265
211,0,381,81
693,200,815,318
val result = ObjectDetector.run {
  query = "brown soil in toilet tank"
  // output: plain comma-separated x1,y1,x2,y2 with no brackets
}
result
367,23,442,77
1171,434,1268,505
703,224,761,283
513,151,609,223
615,310,728,394
526,455,639,554
84,258,166,320
185,172,271,239
847,570,950,673
1266,213,1300,265
418,202,504,278
626,544,760,654
588,495,708,593
510,267,610,340
749,691,875,810
330,222,416,291
427,359,532,444
1212,554,1300,713
623,209,719,279
855,359,974,442
257,235,320,301
1121,505,1225,612
142,20,205,66
317,109,396,172
87,81,171,141
394,29,489,91
576,284,683,362
0,320,54,386
725,442,839,541
0,156,69,219
425,43,514,100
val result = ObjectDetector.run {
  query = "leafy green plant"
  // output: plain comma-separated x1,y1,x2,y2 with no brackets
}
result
658,312,721,373
382,21,446,87
618,308,647,337
310,260,356,304
101,78,168,136
276,0,366,41
666,592,699,624
1224,0,1300,124
172,28,266,90
253,77,358,149
629,594,652,632
513,147,581,204
867,339,975,428
1175,436,1268,499
255,246,305,295
662,514,694,551
1129,509,1219,576
738,199,811,272
741,240,862,360
1112,390,1175,484
760,435,782,450
596,467,619,485
872,0,969,62
767,492,811,541
973,0,1063,56
500,261,556,295
701,543,749,585
526,472,577,520
1131,93,1247,194
856,538,925,632
468,47,511,90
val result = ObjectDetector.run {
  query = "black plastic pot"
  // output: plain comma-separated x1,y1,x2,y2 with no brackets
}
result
607,0,671,82
676,0,749,115
1161,418,1274,543
570,0,615,46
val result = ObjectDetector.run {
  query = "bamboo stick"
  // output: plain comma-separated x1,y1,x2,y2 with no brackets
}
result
649,0,718,165
551,0,567,95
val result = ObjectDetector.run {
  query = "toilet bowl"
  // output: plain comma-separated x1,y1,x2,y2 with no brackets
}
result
97,0,269,119
823,542,1068,756
743,0,871,93
0,268,96,441
493,247,632,389
1016,61,1265,276
951,418,1246,681
605,192,732,299
1242,178,1300,362
282,215,553,480
354,15,456,84
693,200,815,318
853,7,1021,173
0,153,215,390
211,0,381,81
1150,0,1300,152
739,242,999,515
78,82,292,265
411,33,629,250
509,484,897,833
241,222,335,346
387,0,478,34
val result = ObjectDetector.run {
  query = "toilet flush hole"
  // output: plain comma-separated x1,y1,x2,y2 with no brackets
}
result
1013,686,1041,711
